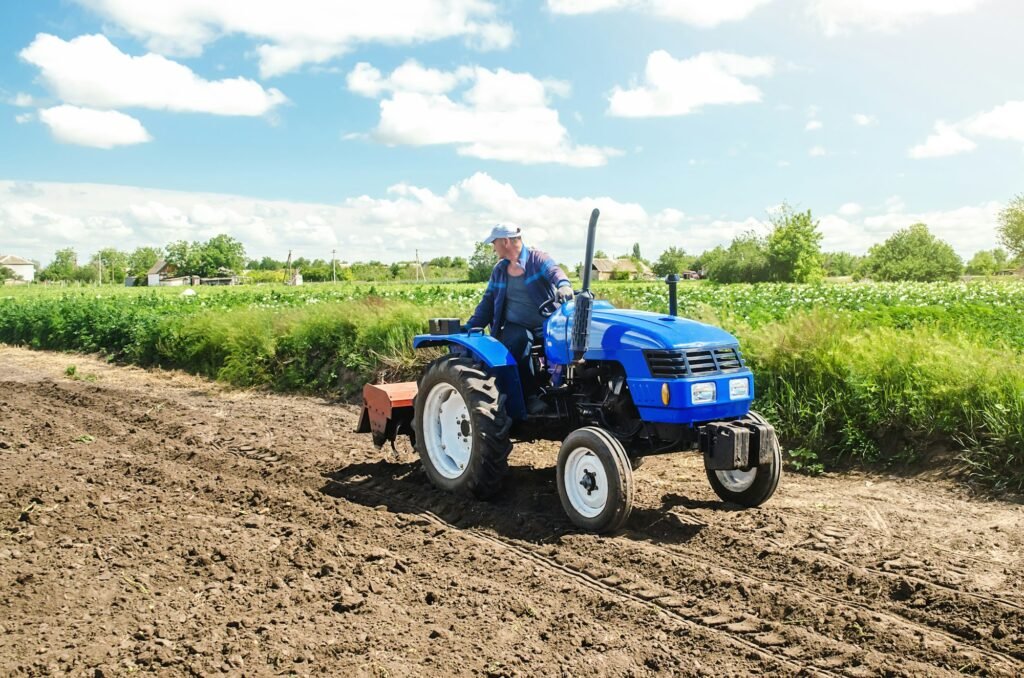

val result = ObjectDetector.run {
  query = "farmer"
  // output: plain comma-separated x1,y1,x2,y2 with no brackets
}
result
467,223,574,415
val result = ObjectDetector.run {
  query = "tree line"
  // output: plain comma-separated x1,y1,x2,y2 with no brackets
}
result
22,194,1024,285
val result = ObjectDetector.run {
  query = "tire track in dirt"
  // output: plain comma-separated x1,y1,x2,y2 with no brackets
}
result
626,508,1024,668
328,468,1005,677
624,534,1023,673
331,474,848,678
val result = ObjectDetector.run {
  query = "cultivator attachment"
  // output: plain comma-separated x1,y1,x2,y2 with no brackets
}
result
356,382,417,449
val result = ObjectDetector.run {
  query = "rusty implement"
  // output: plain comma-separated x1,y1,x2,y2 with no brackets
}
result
356,382,418,449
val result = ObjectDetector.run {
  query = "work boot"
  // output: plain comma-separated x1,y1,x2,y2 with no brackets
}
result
527,395,548,415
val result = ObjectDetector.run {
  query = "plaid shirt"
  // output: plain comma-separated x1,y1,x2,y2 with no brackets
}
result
468,245,571,338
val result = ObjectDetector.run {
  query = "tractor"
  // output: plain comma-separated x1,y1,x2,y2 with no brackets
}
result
357,209,781,533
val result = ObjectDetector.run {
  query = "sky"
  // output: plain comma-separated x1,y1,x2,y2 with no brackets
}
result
1,0,1022,267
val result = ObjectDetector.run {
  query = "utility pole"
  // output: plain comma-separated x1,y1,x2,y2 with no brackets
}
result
332,248,336,283
415,249,425,281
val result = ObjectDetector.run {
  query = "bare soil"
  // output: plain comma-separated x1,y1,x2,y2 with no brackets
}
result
1,346,1022,677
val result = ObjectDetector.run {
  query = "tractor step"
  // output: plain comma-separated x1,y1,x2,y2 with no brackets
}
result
356,382,418,449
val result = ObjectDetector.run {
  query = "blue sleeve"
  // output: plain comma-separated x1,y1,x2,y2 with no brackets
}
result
467,269,497,329
539,252,570,288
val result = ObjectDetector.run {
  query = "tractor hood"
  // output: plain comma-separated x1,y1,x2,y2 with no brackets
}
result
545,301,741,367
589,307,739,352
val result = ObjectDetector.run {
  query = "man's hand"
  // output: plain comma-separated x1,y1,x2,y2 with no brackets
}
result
556,285,575,302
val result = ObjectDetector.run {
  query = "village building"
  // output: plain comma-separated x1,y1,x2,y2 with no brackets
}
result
579,258,653,281
146,259,191,286
0,254,36,283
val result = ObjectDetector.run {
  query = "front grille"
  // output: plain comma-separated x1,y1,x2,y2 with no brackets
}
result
644,347,744,378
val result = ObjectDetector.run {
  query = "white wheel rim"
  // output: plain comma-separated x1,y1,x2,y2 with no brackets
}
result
564,447,609,518
716,468,757,493
423,383,472,480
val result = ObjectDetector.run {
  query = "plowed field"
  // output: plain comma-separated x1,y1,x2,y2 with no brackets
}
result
1,346,1021,677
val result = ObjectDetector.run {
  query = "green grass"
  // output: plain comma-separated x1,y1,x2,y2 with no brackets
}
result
3,279,1023,491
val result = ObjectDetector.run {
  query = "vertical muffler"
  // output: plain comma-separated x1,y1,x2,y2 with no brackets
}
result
571,208,599,362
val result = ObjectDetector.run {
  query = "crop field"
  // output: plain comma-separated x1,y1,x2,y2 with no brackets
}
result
2,279,1024,491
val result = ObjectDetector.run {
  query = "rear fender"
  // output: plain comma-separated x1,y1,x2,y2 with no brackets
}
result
413,333,527,421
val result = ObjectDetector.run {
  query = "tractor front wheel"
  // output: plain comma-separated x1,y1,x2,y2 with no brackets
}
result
556,427,634,533
413,356,512,499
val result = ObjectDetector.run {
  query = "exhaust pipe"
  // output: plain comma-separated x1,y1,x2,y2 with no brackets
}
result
571,208,599,361
666,273,679,316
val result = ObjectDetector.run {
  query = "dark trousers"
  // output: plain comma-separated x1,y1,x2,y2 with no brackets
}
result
499,322,541,399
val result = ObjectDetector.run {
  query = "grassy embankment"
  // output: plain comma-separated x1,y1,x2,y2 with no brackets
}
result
1,280,1022,492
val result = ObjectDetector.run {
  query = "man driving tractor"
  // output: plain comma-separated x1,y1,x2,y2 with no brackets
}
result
467,223,574,415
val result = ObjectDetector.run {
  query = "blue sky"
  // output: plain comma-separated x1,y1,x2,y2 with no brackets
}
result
1,0,1022,266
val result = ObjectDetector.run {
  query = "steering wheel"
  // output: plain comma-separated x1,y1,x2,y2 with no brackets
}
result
538,296,561,318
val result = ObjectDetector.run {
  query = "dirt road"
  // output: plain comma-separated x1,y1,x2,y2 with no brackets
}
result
1,346,1021,677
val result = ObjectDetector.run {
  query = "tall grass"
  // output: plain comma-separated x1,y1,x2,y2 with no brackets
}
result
2,282,1022,491
745,313,1024,491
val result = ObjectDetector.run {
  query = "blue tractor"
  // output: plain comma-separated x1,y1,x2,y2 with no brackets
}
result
357,209,781,533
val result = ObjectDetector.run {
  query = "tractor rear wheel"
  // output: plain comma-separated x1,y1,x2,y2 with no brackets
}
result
413,356,512,499
557,427,634,533
705,411,782,507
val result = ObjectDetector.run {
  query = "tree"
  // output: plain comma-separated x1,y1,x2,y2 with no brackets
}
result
468,241,497,283
199,234,246,276
966,248,1008,276
652,246,695,277
766,206,824,283
593,250,608,259
166,235,246,277
89,248,129,284
704,233,771,283
822,252,861,277
38,248,78,282
858,223,963,282
127,246,163,279
630,242,647,264
0,266,19,281
998,194,1024,259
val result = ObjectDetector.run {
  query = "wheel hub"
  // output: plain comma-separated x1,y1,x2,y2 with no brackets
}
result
563,447,609,519
580,469,598,495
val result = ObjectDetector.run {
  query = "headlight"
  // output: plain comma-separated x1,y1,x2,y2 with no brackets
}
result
691,382,716,404
729,378,750,400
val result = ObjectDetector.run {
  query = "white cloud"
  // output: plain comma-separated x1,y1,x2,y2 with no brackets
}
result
1,178,1003,266
73,0,513,77
38,105,152,148
962,101,1024,142
20,34,286,116
547,0,772,27
15,113,33,124
838,202,862,216
608,50,774,118
349,61,618,167
908,121,976,158
11,93,36,107
911,101,1024,159
809,145,826,156
805,120,822,131
809,0,986,36
820,201,1002,255
852,113,877,126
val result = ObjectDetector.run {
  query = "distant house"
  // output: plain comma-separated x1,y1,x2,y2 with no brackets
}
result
146,259,192,286
995,267,1024,277
0,254,35,283
580,258,652,281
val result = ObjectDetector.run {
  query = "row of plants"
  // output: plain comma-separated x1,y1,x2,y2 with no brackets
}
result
1,280,1022,492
